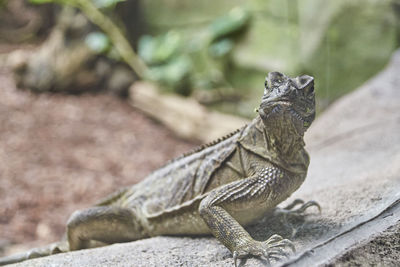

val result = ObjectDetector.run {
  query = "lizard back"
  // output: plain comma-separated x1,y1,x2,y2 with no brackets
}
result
117,126,246,216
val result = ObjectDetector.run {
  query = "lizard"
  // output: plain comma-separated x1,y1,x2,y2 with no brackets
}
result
0,71,317,266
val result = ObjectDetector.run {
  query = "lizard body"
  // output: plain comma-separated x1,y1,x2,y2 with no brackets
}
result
0,72,315,265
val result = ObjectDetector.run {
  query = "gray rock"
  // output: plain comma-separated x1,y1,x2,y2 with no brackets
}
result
10,50,400,266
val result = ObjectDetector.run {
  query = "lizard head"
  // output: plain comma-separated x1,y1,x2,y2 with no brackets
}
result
258,72,315,136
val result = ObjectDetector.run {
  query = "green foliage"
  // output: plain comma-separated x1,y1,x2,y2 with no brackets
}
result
0,0,8,8
146,56,192,95
139,0,398,118
138,31,190,91
29,0,58,3
208,39,234,58
93,0,125,9
138,32,190,92
138,31,182,65
209,7,250,42
29,0,397,116
137,7,251,94
30,0,125,8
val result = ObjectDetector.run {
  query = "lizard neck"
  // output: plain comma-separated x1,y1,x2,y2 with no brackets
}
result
240,116,309,174
258,116,305,159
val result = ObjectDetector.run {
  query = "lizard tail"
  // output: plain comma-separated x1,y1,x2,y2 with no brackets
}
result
0,241,68,266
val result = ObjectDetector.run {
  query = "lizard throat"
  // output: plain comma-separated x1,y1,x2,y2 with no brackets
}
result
259,115,305,159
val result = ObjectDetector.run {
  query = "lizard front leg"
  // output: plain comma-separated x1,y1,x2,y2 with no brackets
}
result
199,166,295,266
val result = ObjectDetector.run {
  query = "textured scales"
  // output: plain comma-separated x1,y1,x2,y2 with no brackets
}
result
0,72,316,266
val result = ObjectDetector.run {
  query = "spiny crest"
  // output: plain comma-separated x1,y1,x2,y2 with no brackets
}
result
167,126,244,164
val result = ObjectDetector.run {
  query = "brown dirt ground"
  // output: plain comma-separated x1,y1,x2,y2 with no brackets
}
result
0,67,197,253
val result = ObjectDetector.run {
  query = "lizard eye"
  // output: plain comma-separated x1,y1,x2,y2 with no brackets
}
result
264,79,272,95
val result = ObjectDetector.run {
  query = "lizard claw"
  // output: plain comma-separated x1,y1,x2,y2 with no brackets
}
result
232,235,295,266
268,239,295,253
280,199,321,215
274,199,321,237
282,199,304,210
233,251,238,267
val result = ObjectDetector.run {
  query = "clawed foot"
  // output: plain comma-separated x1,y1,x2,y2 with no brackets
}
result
232,234,295,267
276,199,321,237
281,199,321,214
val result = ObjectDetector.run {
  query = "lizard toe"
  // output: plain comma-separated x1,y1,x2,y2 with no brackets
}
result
278,199,321,215
232,236,295,266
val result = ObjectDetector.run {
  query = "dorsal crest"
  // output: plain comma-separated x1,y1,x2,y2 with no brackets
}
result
167,126,245,164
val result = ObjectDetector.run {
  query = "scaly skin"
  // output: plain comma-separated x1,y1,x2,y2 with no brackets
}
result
0,72,316,266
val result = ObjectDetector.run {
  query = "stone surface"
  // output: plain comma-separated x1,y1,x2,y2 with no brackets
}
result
9,50,400,266
332,223,400,266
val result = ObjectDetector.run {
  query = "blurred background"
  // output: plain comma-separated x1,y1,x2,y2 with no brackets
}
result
0,0,399,256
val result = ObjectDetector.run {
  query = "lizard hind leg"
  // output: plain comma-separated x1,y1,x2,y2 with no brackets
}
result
67,206,147,251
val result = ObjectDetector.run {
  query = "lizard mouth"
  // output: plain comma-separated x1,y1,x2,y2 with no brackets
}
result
289,107,306,123
258,100,291,117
